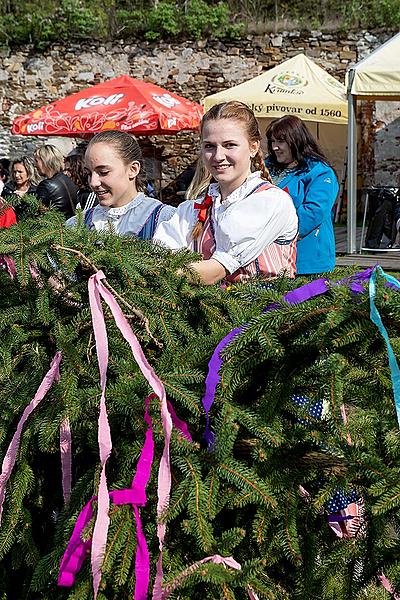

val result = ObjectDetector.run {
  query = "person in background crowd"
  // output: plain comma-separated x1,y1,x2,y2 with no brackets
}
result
265,115,338,275
0,158,10,195
0,199,16,229
64,144,98,211
0,167,7,195
34,145,78,219
66,130,175,239
2,156,39,220
154,101,297,285
176,160,197,198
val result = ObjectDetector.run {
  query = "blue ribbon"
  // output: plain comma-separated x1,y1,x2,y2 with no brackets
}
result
369,266,400,427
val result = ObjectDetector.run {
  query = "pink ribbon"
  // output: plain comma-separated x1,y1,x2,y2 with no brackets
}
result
378,573,400,599
60,417,72,504
59,270,191,598
0,352,62,525
0,255,16,279
88,272,113,599
161,554,259,599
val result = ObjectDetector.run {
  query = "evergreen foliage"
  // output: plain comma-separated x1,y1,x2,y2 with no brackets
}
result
0,204,400,598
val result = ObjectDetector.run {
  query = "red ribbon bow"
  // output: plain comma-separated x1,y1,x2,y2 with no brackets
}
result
194,193,213,223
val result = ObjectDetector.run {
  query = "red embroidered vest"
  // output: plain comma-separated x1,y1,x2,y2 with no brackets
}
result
193,182,297,282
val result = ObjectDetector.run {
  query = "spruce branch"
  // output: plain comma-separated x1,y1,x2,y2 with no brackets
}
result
52,244,162,347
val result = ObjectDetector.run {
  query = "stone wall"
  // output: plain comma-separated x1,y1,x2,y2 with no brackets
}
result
0,29,398,191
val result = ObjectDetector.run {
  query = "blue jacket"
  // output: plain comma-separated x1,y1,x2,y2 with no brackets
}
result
267,158,338,274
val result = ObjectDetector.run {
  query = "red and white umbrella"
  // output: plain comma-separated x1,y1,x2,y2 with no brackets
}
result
12,75,203,137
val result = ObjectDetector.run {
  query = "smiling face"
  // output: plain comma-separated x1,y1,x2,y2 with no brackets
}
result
84,142,140,208
201,119,260,200
271,136,294,166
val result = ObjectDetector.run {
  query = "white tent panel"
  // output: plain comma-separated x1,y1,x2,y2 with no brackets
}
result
350,32,400,97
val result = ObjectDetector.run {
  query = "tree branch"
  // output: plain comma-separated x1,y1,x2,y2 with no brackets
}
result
52,244,162,347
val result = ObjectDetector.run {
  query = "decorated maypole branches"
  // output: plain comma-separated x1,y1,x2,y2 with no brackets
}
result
1,207,400,599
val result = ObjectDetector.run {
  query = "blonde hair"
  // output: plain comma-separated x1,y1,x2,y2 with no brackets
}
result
11,155,40,186
34,145,65,176
189,101,272,239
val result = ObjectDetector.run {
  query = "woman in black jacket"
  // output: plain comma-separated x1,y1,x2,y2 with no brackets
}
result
34,145,78,219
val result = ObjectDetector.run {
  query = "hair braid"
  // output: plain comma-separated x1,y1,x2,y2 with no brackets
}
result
191,220,204,240
252,148,272,183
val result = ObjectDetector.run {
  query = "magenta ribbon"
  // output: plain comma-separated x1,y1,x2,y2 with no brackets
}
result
0,351,62,525
202,268,375,448
58,392,192,595
58,394,155,599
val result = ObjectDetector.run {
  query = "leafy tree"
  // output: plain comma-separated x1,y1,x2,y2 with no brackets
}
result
0,0,398,47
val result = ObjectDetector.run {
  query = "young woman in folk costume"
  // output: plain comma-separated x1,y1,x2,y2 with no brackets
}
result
66,130,175,239
153,101,298,285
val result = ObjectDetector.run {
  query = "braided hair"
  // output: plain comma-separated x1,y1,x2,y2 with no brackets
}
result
189,101,272,239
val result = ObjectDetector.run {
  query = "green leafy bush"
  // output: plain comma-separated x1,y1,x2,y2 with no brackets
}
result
116,0,243,41
0,0,104,47
342,0,400,27
0,0,400,51
145,1,181,40
182,0,244,40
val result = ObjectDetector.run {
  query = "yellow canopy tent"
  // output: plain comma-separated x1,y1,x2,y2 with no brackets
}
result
346,32,400,253
203,53,348,176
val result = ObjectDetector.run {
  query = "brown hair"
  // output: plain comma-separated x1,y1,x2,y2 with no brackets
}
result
86,130,146,192
64,153,87,188
266,115,330,171
189,101,272,239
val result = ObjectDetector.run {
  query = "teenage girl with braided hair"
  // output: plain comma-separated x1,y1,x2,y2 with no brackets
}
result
154,101,298,285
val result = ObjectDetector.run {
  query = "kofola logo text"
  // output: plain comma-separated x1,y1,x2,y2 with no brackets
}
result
152,93,181,109
265,71,308,95
27,121,45,134
75,93,125,110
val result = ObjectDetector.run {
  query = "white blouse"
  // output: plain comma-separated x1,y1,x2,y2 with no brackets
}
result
153,172,298,274
66,192,176,237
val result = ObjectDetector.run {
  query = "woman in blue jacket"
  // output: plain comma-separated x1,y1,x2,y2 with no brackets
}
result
265,115,339,275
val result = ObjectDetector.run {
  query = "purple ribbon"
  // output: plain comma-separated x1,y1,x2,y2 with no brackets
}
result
201,268,375,449
327,514,355,523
